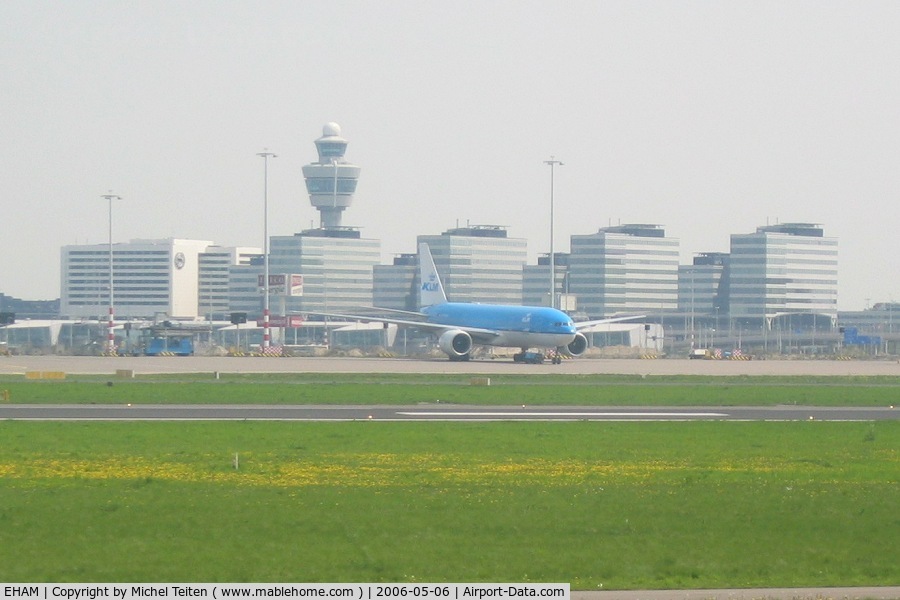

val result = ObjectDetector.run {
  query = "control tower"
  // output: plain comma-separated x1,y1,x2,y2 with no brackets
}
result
301,123,361,229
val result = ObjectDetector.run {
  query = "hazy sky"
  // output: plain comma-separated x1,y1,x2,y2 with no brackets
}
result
3,1,899,310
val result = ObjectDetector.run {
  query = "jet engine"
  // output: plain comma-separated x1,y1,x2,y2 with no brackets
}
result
438,329,473,359
561,332,588,357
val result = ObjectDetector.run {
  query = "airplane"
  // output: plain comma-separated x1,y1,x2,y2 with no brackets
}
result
313,243,644,362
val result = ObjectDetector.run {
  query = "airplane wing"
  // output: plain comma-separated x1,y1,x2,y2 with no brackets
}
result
303,311,502,342
573,315,646,330
301,311,426,326
352,306,430,319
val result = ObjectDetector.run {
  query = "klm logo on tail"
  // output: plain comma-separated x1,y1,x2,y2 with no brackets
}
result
422,274,440,292
418,243,448,308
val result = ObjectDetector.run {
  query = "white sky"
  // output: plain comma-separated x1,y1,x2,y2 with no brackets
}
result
2,1,899,310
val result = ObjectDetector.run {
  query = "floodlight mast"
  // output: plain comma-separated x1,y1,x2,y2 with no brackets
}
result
544,157,563,309
101,192,122,354
257,150,277,349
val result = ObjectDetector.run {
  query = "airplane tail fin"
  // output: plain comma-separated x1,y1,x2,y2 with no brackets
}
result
418,243,448,308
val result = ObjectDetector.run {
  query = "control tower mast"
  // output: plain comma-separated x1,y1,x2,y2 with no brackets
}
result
301,123,361,229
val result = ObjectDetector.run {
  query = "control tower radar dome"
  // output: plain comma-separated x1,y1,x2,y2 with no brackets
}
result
301,122,361,229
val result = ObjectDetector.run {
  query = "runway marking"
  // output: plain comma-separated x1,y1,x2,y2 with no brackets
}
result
397,411,730,418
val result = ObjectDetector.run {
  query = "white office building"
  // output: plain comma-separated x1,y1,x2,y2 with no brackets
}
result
61,239,259,320
569,224,680,318
199,246,261,319
729,223,838,322
226,258,265,317
267,229,381,314
417,226,527,305
61,239,210,319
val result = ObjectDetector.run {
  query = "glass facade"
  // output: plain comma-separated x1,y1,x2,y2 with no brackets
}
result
374,255,418,311
60,240,257,320
200,247,261,319
304,178,359,194
227,260,265,316
569,225,679,318
267,231,381,314
522,254,571,308
301,123,361,229
416,228,527,305
678,252,729,315
729,224,838,321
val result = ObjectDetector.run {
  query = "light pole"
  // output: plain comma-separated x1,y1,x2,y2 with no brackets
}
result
544,157,563,309
257,150,277,349
101,192,121,354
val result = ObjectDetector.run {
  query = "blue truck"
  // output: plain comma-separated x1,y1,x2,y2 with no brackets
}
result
143,334,195,356
139,321,201,356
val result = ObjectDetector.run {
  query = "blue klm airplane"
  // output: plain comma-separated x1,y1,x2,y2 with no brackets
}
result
318,243,642,362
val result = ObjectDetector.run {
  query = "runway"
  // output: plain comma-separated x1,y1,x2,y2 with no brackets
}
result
1,404,896,421
3,356,897,421
2,355,900,376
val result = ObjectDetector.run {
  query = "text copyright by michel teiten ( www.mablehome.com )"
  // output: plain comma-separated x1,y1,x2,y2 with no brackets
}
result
2,585,570,600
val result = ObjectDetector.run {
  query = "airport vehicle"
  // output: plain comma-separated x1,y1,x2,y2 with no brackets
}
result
513,351,546,364
139,322,199,356
144,336,194,356
313,243,641,361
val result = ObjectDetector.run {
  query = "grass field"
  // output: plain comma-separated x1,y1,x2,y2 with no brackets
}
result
2,373,900,405
0,420,897,587
1,374,897,587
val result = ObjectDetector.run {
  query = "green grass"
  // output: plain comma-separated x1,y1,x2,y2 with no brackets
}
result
1,373,900,405
0,420,897,587
1,374,896,586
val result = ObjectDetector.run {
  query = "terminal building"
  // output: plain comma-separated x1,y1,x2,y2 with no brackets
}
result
199,246,263,320
374,253,418,311
59,238,256,320
268,230,380,314
522,253,574,311
45,122,862,357
417,225,527,305
226,256,266,317
568,224,680,318
373,226,527,310
729,223,838,324
678,252,729,316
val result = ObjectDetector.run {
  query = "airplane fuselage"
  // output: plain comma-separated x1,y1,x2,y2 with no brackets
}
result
422,302,577,349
